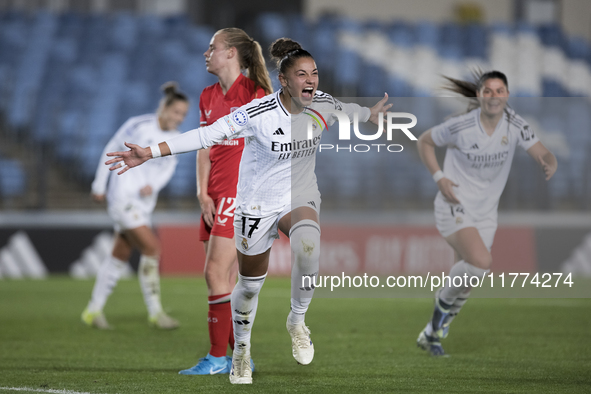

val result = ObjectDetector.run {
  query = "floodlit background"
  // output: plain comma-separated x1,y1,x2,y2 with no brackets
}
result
1,2,590,393
0,0,590,209
0,0,590,277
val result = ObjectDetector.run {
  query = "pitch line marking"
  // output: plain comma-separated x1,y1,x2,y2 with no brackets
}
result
0,387,107,394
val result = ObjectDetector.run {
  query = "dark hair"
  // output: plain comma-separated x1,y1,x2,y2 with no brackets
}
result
160,81,189,107
269,38,314,74
218,28,272,95
443,70,510,114
443,70,509,98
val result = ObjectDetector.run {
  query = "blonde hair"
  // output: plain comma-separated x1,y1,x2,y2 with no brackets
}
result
218,28,273,95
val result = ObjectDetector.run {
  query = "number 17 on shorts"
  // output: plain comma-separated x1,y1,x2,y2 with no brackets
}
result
234,214,281,256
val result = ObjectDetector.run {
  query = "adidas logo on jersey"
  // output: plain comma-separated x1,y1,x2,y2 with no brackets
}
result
307,201,316,208
470,143,479,150
273,128,285,135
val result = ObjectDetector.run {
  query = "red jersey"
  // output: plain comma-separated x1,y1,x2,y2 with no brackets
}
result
199,73,266,199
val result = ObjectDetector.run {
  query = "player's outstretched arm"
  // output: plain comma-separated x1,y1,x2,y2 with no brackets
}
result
526,141,557,181
106,142,170,175
106,118,239,175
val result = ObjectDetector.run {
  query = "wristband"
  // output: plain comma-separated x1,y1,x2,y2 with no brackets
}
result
150,144,161,158
432,170,445,183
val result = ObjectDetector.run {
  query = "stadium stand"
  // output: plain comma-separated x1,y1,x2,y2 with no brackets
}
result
0,10,589,209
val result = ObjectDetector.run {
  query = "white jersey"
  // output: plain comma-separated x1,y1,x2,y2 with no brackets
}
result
167,90,370,217
431,107,539,221
92,114,179,213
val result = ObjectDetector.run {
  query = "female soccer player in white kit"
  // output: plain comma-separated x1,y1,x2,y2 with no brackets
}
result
82,82,189,330
416,71,557,356
105,38,392,384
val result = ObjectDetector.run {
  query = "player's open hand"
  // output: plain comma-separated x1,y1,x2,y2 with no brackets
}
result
105,142,151,175
540,155,556,181
438,177,460,204
198,192,216,227
368,93,393,126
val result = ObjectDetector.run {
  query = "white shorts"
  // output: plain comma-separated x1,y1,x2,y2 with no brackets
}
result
108,202,151,233
234,192,321,256
434,197,497,251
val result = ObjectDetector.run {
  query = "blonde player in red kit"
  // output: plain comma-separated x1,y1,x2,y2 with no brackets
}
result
179,28,272,376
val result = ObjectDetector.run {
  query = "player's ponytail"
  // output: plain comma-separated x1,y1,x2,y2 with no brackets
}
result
270,38,313,75
160,81,189,108
219,28,273,95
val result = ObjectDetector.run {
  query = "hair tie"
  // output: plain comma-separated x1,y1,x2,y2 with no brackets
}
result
281,49,301,63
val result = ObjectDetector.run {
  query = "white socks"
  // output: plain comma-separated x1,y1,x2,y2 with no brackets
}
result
439,260,488,305
288,220,321,326
87,256,127,313
231,273,267,354
138,255,163,318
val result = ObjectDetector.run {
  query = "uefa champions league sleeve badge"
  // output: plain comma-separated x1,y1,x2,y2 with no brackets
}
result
232,110,249,127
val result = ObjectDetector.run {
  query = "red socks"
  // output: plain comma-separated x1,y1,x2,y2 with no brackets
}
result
208,293,233,357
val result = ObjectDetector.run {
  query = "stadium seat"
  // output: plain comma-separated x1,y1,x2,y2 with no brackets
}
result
1,9,590,203
257,13,287,46
0,159,27,198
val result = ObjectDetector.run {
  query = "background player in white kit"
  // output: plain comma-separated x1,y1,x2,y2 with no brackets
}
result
81,82,189,330
416,71,557,356
104,38,391,384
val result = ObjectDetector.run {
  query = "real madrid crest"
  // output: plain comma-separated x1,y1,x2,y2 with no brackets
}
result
456,217,463,225
241,237,249,250
501,136,508,146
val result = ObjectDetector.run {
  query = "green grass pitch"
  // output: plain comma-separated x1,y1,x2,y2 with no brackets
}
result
0,277,590,393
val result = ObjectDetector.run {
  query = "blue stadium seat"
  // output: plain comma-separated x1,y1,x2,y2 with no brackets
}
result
415,22,439,49
439,23,464,58
257,13,287,45
538,24,564,48
287,14,311,48
185,25,215,54
333,48,360,88
0,159,27,198
7,12,58,129
464,24,488,58
385,75,413,97
567,37,590,60
109,12,138,51
387,22,415,48
55,111,82,162
359,63,387,97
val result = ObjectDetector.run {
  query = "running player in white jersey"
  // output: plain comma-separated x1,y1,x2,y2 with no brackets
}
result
105,38,392,384
416,71,557,356
81,82,189,330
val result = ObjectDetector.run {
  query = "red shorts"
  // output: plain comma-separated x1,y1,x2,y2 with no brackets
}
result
199,196,236,241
